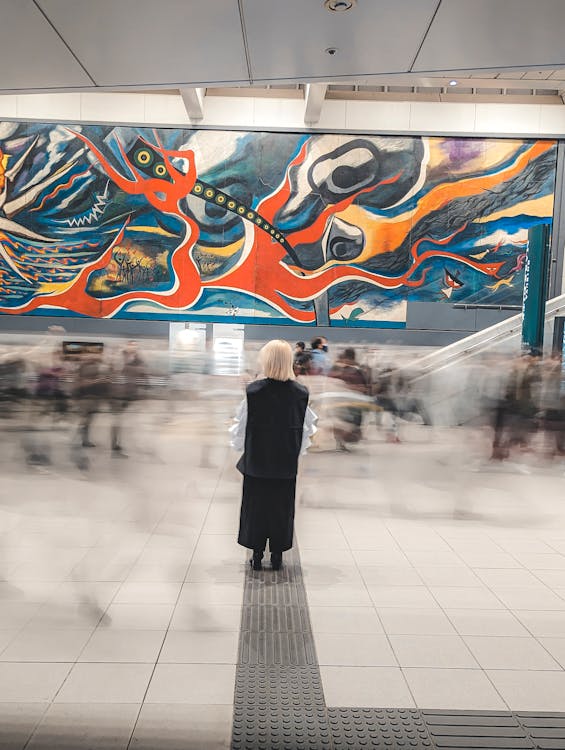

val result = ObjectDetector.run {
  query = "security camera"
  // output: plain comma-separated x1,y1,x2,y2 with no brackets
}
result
325,47,338,56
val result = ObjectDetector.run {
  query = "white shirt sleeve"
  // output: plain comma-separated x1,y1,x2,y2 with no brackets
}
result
229,398,247,451
300,405,318,455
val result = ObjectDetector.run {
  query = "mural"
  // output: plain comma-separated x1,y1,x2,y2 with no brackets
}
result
0,122,557,327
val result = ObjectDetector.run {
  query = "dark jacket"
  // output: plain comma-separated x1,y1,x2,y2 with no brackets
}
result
236,378,309,479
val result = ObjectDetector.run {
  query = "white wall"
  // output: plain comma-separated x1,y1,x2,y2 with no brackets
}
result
3,91,565,136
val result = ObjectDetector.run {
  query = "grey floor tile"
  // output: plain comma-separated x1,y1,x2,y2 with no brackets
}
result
315,633,397,666
308,606,384,634
390,634,479,668
54,663,153,703
159,631,239,664
320,665,415,708
0,629,92,662
146,664,236,704
0,703,48,750
0,663,71,702
464,635,561,670
26,703,139,749
377,607,456,635
78,629,166,663
130,703,233,750
404,667,508,710
445,609,530,636
487,669,565,711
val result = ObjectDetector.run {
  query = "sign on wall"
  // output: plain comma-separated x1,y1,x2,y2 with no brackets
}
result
0,123,557,327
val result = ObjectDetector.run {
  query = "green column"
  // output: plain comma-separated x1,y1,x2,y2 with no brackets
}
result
521,223,551,356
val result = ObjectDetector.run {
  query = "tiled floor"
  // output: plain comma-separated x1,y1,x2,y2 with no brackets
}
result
298,424,565,716
2,397,565,746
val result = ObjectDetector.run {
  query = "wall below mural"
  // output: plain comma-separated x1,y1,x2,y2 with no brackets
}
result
0,122,557,327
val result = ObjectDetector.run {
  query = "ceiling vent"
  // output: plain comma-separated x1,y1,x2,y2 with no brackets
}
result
324,0,357,12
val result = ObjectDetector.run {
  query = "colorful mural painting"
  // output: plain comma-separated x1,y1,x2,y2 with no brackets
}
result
0,123,557,327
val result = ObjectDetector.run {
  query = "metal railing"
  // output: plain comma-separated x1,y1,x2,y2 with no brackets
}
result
404,293,565,379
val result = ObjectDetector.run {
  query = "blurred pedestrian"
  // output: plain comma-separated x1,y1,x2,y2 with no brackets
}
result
328,347,369,450
293,341,312,376
109,341,147,457
310,336,330,375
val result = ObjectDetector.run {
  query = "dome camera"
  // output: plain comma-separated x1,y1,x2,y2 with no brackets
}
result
325,47,338,56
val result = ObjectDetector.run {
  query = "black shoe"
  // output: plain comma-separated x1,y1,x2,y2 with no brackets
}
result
271,552,282,571
250,551,263,571
82,441,96,448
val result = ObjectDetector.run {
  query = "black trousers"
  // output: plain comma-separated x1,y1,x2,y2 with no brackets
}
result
237,475,296,553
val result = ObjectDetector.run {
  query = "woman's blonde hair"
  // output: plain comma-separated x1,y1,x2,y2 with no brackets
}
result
260,339,295,381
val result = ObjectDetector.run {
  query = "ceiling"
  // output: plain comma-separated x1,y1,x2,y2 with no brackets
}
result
3,0,565,104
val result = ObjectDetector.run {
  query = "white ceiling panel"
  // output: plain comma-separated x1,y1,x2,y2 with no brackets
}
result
0,0,92,90
242,0,439,81
414,0,565,72
37,0,249,86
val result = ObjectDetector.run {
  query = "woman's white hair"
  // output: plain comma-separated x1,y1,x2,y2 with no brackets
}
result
260,339,295,382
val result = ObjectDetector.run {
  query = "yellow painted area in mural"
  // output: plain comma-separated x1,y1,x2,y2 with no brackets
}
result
474,195,553,224
126,225,177,237
37,278,76,295
198,237,245,258
487,275,515,291
0,150,10,191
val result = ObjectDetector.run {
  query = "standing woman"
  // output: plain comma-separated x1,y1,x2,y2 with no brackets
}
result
231,340,316,571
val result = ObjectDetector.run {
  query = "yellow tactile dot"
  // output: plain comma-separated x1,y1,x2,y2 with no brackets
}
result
204,188,215,198
237,206,245,214
193,184,203,194
216,194,226,204
246,211,254,220
227,200,236,209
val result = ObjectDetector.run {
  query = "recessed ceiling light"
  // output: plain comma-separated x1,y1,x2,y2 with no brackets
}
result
324,0,357,12
449,80,458,86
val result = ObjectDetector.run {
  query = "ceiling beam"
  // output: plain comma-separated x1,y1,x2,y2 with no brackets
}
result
304,83,327,125
180,87,205,121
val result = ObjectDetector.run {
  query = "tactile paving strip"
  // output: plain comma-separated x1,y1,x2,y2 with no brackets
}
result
328,707,434,749
422,710,533,749
238,547,314,666
516,712,565,749
233,665,331,750
232,547,331,749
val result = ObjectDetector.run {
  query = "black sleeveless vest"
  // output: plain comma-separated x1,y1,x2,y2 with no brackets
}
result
236,378,309,479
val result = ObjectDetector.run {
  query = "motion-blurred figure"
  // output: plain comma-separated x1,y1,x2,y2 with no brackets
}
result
75,346,109,449
491,354,540,460
374,364,402,443
328,347,370,451
310,336,330,375
293,341,312,376
109,341,148,458
539,354,565,458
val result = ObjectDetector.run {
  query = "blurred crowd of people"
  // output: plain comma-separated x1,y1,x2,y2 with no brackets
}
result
0,334,149,469
1,329,565,473
291,337,565,464
292,337,430,452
